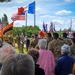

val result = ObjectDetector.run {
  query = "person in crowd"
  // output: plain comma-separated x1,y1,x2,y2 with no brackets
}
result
72,32,75,38
28,49,45,75
70,38,75,60
16,33,21,52
8,34,14,46
62,32,71,45
0,41,16,70
30,34,38,49
0,37,3,48
45,33,52,49
48,33,63,61
73,62,75,75
55,44,74,75
25,36,30,51
1,53,35,75
31,34,34,40
16,33,24,53
19,33,24,53
37,39,55,75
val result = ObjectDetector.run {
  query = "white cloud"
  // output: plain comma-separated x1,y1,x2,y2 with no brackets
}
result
64,0,74,2
56,10,72,15
40,15,50,18
36,7,42,13
40,15,56,19
15,0,25,3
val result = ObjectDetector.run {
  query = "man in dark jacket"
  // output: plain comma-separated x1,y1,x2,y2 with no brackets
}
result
26,36,30,51
55,44,74,75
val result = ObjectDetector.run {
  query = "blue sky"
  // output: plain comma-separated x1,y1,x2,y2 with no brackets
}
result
0,0,75,31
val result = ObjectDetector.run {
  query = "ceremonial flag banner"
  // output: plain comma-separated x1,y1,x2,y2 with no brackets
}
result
43,22,47,32
18,7,25,15
11,7,25,21
0,22,5,36
46,24,47,32
28,1,35,14
3,22,13,34
11,13,25,21
49,22,53,33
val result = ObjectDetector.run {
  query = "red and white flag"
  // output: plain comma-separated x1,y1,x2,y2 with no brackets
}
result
11,13,25,21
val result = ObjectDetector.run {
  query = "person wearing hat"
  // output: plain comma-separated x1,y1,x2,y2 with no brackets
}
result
55,44,74,75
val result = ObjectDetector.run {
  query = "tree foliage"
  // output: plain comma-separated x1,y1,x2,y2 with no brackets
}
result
12,25,40,37
0,0,12,2
3,14,9,25
0,14,9,26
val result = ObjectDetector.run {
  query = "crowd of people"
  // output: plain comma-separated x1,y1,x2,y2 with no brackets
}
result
0,31,75,75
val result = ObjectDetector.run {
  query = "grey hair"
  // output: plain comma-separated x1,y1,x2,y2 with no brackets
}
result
61,44,70,54
1,53,35,75
0,42,16,63
38,39,47,49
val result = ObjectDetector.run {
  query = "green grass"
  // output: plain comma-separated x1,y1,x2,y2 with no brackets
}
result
15,47,27,54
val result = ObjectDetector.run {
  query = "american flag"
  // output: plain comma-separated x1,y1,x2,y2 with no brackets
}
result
11,13,25,21
11,6,27,21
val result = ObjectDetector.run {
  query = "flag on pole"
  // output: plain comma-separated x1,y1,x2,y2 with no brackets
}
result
53,24,56,32
49,22,53,33
11,7,26,21
28,1,35,14
45,24,48,32
0,22,5,36
18,7,25,15
43,22,46,32
11,13,25,21
3,22,13,34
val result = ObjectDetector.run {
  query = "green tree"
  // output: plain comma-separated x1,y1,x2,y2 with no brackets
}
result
0,0,12,2
3,14,9,26
13,25,40,37
0,19,1,23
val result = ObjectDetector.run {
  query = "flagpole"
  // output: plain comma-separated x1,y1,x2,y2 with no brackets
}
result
34,1,36,26
70,19,72,31
26,12,27,27
25,12,27,35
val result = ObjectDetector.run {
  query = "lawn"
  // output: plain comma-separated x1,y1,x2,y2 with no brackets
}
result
16,47,27,54
15,44,27,54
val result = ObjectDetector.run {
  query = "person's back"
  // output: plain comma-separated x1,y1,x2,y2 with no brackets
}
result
62,32,71,45
48,39,63,61
55,44,74,75
28,49,45,75
35,64,45,75
70,38,75,60
1,53,35,75
55,54,74,75
37,49,55,75
48,33,63,61
37,39,55,75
